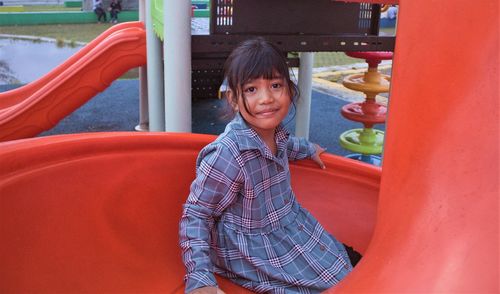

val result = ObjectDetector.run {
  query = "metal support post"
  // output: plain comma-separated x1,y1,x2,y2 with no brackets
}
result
163,0,192,132
146,0,165,131
295,52,314,139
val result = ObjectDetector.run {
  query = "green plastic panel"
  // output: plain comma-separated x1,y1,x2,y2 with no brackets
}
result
151,0,209,40
64,1,82,8
151,0,164,40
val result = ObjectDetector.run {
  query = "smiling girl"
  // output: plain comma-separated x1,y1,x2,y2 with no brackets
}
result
179,38,360,294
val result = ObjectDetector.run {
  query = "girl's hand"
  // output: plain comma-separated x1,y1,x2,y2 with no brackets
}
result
189,286,226,294
311,144,327,169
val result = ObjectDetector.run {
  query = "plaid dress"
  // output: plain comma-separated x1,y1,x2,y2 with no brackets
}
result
179,114,352,293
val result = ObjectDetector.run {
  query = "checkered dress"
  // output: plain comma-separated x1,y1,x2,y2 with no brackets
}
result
179,114,352,293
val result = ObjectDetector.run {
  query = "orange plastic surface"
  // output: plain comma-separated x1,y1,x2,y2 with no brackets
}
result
328,0,499,293
0,22,146,142
0,132,380,293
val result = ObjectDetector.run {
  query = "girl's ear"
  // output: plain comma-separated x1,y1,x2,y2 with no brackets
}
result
226,90,239,111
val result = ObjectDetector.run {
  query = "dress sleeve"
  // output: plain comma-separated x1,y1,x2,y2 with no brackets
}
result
179,144,243,293
286,136,316,161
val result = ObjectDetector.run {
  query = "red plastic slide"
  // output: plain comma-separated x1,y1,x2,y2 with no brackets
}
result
0,22,146,142
0,132,380,293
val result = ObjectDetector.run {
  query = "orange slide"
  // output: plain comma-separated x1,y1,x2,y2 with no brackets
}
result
0,0,498,293
0,22,146,142
0,132,379,293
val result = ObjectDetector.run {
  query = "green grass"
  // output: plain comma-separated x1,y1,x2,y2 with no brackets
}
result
21,5,81,12
0,23,111,43
313,52,361,67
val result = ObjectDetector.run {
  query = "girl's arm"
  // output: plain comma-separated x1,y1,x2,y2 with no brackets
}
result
179,145,243,293
287,136,326,169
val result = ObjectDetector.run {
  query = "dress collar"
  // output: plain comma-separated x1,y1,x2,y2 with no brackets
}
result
227,113,289,159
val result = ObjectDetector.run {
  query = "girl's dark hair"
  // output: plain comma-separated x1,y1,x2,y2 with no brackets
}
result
223,37,299,112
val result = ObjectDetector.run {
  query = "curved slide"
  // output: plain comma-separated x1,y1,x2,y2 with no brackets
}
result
0,132,380,293
0,22,146,142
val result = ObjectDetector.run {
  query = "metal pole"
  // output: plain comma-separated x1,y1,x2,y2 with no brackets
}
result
295,52,314,139
146,0,165,131
163,0,192,132
135,0,149,131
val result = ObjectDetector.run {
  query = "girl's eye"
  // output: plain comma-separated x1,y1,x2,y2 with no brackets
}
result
244,87,256,93
271,83,282,89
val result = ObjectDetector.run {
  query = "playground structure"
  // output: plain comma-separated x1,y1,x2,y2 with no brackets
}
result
0,0,498,293
339,51,393,166
151,0,394,135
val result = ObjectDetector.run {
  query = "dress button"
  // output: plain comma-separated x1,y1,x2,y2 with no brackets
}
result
320,245,326,251
284,198,290,204
298,224,304,231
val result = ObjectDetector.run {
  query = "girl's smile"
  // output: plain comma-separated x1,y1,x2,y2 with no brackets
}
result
255,107,280,117
233,76,291,140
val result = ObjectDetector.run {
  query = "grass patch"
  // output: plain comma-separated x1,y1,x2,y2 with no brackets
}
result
314,52,361,67
0,23,112,43
22,5,81,12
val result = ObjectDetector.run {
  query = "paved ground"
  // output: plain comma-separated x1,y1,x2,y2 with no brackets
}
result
0,78,387,157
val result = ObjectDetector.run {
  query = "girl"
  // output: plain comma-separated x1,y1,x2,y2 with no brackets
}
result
179,38,360,294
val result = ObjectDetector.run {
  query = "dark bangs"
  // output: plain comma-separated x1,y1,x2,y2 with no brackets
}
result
224,38,297,100
239,44,289,83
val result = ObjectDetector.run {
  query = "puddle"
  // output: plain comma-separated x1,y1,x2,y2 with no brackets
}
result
0,37,83,85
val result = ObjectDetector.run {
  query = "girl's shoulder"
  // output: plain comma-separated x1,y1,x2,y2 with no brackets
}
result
197,115,265,166
197,129,242,163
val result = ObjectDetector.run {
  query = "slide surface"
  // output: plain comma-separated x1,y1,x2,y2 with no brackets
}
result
0,22,146,142
330,0,498,293
0,132,380,293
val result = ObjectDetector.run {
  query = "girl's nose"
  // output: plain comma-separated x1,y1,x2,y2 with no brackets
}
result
258,88,274,104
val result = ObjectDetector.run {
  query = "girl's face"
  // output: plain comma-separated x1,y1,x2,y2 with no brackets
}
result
232,76,291,138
